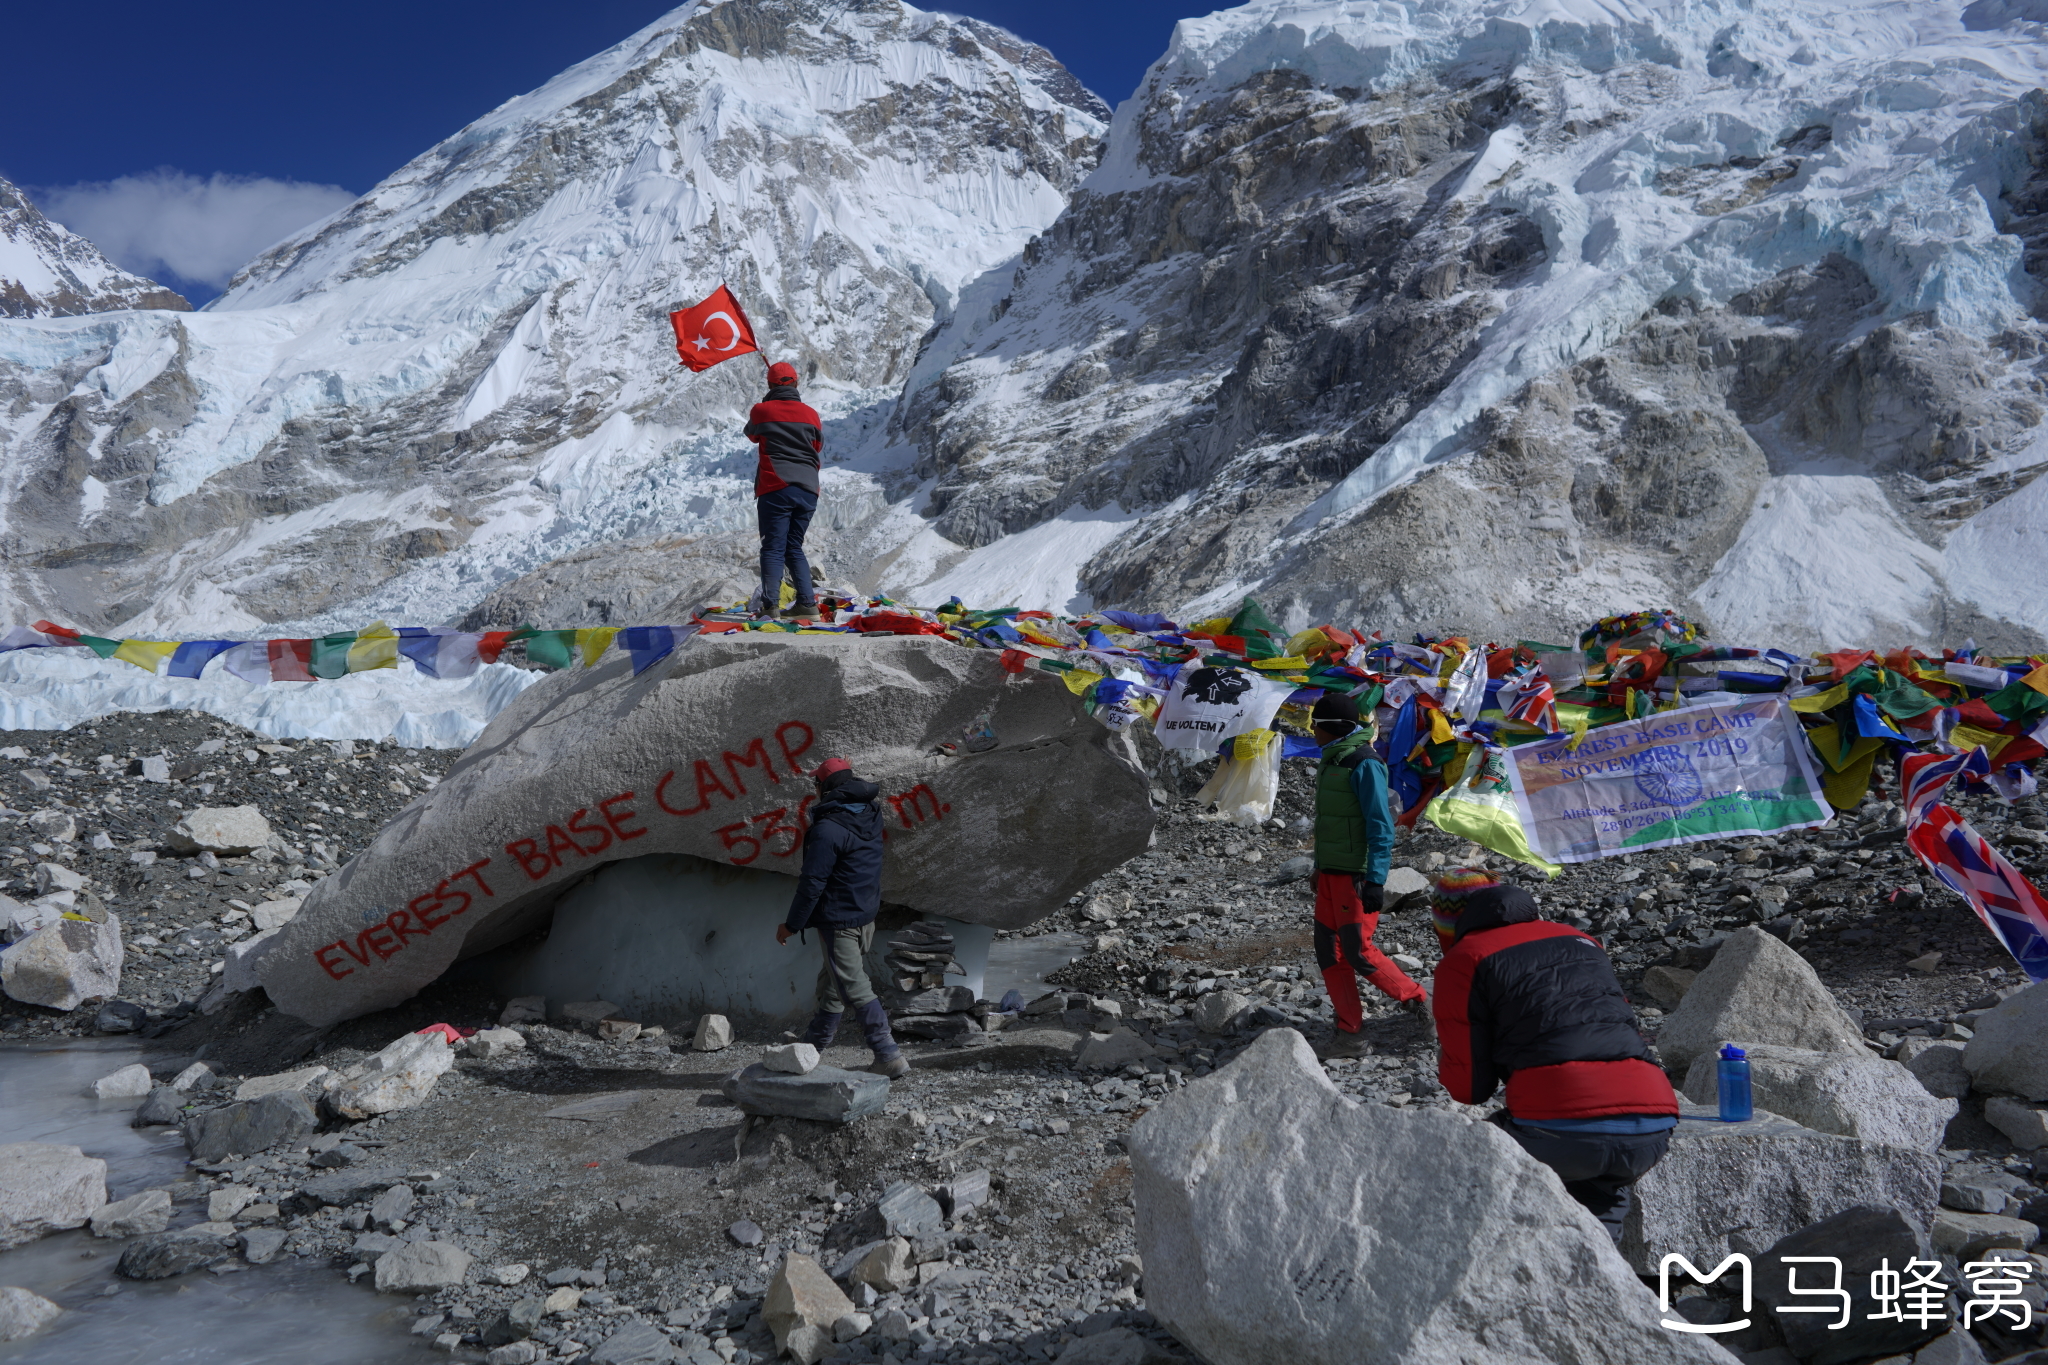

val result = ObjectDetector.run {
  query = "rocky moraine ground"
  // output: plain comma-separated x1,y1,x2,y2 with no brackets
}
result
2,712,2046,1365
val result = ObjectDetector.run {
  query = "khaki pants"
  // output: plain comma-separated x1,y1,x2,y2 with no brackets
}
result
815,923,877,1013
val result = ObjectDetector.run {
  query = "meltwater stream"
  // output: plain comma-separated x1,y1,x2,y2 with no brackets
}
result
0,1041,417,1365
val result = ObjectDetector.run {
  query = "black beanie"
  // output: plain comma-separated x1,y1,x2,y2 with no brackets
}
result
1312,693,1361,726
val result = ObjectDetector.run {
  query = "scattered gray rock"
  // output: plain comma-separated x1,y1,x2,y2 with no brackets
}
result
374,1240,473,1292
1679,1044,1955,1151
1621,1103,1940,1274
0,912,123,1010
1191,991,1252,1034
93,999,147,1034
232,1065,333,1103
850,1237,915,1293
250,897,302,932
877,1182,945,1237
499,996,546,1026
1127,1030,1732,1364
0,1287,62,1342
896,986,976,1015
1639,966,1697,1010
764,1253,854,1357
693,1015,733,1052
726,1220,763,1248
588,1320,682,1364
300,1167,406,1206
560,1000,623,1026
721,1063,888,1123
164,805,272,856
762,1042,821,1075
1381,866,1431,901
116,1227,232,1279
1897,1039,1971,1100
1962,980,2048,1100
1931,1209,2038,1258
370,1184,416,1230
937,1169,990,1219
89,1188,172,1238
1656,925,1867,1071
1078,1027,1156,1070
1753,1206,1939,1365
169,1062,214,1092
91,1063,154,1099
1982,1096,2048,1151
239,1227,288,1264
326,1032,453,1118
0,1141,108,1249
182,1090,317,1162
464,1027,526,1059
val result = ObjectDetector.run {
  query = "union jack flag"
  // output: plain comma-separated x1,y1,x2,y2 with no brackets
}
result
1902,751,2048,982
1500,663,1559,735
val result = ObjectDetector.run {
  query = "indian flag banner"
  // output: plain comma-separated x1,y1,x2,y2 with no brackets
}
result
1505,696,1831,864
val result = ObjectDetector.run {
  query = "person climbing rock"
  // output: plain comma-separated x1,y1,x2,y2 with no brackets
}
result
1309,692,1425,1060
1429,872,1677,1244
744,360,823,621
776,757,907,1077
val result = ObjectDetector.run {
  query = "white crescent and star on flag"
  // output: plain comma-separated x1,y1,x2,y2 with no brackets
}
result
689,311,742,354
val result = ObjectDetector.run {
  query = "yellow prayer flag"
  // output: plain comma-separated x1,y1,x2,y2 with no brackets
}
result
1060,668,1103,696
1790,681,1852,713
1285,629,1335,658
576,627,621,668
346,621,399,673
1428,707,1454,744
1231,728,1278,762
1248,655,1310,672
2024,663,2048,697
1948,723,2013,760
111,639,178,674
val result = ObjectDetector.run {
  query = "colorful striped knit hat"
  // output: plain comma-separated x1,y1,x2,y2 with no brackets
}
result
1431,867,1500,947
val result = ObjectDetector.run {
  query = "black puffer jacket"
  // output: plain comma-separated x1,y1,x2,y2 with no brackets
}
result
1433,885,1678,1121
784,779,883,932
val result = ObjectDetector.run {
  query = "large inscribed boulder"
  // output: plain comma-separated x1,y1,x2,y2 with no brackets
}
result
1126,1029,1737,1365
257,636,1153,1026
1656,926,1866,1071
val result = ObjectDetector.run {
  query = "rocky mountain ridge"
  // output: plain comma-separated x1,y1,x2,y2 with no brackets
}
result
0,175,188,318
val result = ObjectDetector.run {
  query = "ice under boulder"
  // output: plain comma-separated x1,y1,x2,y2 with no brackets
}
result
0,1141,108,1249
1654,926,1867,1071
1,912,122,1010
1619,1102,1940,1274
1962,979,2048,1100
1680,1044,1956,1151
256,636,1153,1027
1126,1029,1737,1365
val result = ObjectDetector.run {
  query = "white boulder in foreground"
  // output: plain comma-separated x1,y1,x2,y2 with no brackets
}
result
1,913,122,1010
1126,1030,1737,1365
327,1033,454,1118
0,1142,108,1249
0,1287,62,1342
257,636,1153,1026
1655,925,1867,1071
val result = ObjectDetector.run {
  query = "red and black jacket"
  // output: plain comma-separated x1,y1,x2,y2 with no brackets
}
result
1433,885,1677,1121
745,385,823,497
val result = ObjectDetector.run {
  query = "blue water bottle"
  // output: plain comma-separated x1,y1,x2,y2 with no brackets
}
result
1717,1044,1752,1122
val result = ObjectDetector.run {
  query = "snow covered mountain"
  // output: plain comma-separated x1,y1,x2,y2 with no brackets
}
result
886,0,2048,650
0,0,1104,634
0,175,188,317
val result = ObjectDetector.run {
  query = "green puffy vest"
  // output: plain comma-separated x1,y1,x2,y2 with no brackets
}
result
1314,728,1379,873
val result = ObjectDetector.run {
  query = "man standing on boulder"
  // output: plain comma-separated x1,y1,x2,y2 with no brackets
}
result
745,360,824,621
1429,871,1677,1244
776,758,908,1077
1309,693,1426,1059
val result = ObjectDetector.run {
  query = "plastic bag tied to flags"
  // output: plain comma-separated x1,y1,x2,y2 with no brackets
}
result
1903,749,2048,982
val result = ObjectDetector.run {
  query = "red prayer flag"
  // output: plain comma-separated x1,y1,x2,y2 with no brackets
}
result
669,285,760,372
268,639,315,683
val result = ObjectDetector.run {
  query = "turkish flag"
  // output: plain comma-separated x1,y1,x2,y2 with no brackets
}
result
669,285,760,372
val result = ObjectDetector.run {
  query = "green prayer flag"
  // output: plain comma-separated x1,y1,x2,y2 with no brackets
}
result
309,631,358,680
523,630,576,671
77,635,121,659
1225,597,1283,659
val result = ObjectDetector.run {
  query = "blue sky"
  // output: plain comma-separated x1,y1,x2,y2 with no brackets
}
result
2,0,1196,303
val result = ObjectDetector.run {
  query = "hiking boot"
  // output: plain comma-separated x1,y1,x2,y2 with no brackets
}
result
801,1010,843,1048
1316,1029,1372,1060
855,999,908,1077
871,1053,911,1079
1401,995,1437,1043
781,601,820,622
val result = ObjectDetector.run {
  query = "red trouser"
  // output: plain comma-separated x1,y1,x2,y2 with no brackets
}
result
1314,870,1425,1031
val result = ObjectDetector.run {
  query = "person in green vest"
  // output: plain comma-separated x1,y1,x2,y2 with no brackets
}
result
1311,692,1427,1059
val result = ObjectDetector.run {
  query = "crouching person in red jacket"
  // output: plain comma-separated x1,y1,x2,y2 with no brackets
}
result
1429,871,1677,1245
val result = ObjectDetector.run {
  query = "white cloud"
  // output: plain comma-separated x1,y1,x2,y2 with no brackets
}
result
35,169,356,290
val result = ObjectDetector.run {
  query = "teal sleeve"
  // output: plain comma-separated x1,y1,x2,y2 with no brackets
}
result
1351,758,1395,885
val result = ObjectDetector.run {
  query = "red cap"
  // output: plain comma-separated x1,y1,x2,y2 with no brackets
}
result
813,757,852,781
766,361,799,387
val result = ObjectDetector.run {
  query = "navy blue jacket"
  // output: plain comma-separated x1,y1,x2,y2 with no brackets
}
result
785,779,884,933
